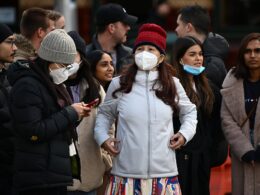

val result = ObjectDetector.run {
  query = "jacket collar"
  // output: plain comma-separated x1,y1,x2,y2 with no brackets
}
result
221,69,247,124
135,70,159,85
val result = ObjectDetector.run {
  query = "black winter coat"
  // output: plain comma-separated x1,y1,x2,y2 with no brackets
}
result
0,70,14,178
7,61,79,191
203,32,229,88
174,81,226,195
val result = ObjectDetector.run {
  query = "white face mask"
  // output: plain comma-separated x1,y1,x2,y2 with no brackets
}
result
135,51,158,70
67,62,80,76
49,67,69,84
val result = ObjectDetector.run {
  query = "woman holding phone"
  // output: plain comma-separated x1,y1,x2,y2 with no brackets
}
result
8,29,91,195
66,31,114,195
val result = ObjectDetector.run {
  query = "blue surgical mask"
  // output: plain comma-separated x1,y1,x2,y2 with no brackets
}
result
183,64,205,75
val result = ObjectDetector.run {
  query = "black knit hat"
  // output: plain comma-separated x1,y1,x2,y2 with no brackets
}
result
67,31,86,58
0,23,13,43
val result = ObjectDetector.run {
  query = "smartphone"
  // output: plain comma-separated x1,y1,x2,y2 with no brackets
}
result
86,98,99,107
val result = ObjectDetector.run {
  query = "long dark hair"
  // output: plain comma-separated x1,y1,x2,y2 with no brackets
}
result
30,57,60,101
172,36,214,115
232,32,260,79
66,53,101,105
31,57,73,107
87,50,113,91
31,57,77,143
112,60,179,114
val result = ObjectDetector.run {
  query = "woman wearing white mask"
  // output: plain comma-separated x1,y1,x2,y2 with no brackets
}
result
172,36,224,195
66,31,114,195
94,23,197,194
8,29,91,195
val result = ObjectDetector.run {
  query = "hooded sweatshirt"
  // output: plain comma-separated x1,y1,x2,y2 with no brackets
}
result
203,32,229,88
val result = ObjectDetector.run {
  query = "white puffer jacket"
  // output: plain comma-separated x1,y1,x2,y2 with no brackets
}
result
95,70,197,178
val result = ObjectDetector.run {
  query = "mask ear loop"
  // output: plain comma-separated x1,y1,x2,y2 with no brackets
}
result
179,59,184,65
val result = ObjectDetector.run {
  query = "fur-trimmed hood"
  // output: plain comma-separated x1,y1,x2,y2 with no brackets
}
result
14,34,37,61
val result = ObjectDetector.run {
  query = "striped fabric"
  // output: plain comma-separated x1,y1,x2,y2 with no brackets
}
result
105,175,182,195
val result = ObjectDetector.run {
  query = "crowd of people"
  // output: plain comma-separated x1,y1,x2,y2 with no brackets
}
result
0,2,259,195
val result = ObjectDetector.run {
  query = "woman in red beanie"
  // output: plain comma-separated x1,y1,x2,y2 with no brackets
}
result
94,23,197,194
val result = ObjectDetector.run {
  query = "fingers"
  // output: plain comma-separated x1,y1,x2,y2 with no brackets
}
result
81,102,95,117
82,105,91,114
102,138,120,156
169,133,185,150
72,102,92,119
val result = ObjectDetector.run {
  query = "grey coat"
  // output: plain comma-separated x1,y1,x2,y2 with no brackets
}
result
221,69,260,195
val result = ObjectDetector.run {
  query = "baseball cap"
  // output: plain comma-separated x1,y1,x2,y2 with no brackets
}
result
96,3,138,26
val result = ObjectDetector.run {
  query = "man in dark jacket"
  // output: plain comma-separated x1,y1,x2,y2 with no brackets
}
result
175,5,229,88
86,3,138,74
0,23,17,195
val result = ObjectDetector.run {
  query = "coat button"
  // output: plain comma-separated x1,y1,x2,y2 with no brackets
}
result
184,154,189,160
31,135,38,141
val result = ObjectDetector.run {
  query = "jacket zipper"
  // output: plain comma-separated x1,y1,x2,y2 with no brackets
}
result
145,71,151,177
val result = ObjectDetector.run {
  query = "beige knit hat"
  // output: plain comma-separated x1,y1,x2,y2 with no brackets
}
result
38,29,77,64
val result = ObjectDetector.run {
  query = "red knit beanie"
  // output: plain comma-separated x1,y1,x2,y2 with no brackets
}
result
134,23,167,54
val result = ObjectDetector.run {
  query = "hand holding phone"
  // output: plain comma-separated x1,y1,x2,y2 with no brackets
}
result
86,98,99,107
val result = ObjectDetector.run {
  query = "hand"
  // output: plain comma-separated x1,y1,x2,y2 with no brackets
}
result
241,150,255,166
169,132,186,150
71,102,91,120
102,137,120,157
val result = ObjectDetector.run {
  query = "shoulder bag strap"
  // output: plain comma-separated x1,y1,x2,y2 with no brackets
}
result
240,101,258,128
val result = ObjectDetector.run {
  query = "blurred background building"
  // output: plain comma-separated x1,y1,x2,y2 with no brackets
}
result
0,0,259,69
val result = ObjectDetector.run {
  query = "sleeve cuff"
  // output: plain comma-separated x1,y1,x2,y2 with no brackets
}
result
63,106,79,124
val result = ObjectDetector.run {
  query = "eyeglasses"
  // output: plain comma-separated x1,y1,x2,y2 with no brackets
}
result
3,39,16,47
56,61,82,70
49,63,72,72
54,63,67,68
